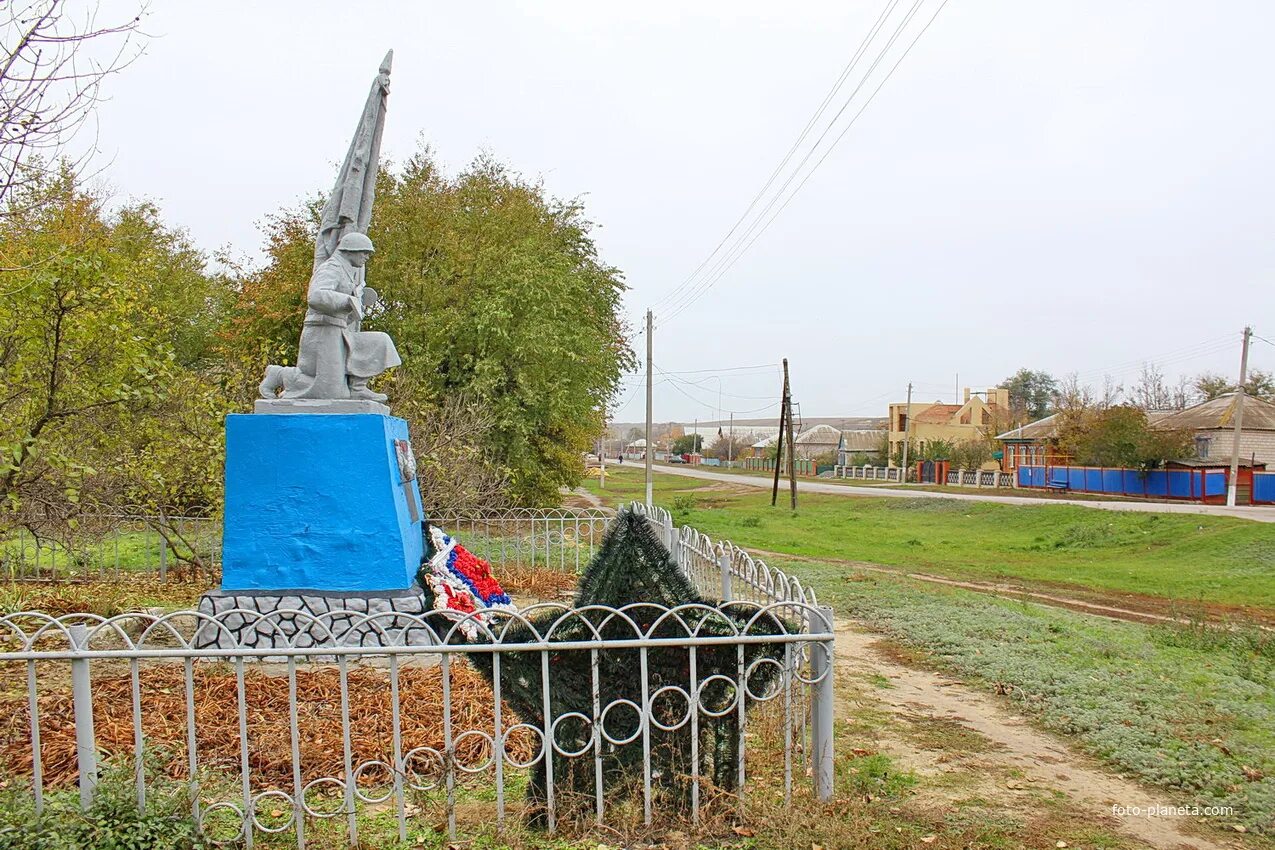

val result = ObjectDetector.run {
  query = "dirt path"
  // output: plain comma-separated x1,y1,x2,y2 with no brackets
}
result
834,619,1244,850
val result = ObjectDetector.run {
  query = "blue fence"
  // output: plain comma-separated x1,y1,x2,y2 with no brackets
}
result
1255,472,1275,505
1017,465,1227,501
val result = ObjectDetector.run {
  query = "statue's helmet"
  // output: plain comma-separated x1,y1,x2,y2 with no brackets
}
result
336,232,375,253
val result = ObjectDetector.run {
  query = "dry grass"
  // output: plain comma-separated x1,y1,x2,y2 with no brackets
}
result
0,662,530,788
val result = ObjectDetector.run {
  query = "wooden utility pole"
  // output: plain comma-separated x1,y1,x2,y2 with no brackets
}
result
899,382,913,481
1226,326,1253,507
770,358,797,509
644,309,654,507
785,359,798,510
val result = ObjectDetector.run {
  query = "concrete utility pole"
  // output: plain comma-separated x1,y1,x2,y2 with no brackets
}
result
645,309,654,507
728,412,734,465
1226,326,1253,507
900,382,913,481
599,430,606,489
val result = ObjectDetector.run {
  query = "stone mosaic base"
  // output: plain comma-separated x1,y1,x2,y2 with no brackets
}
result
194,584,438,652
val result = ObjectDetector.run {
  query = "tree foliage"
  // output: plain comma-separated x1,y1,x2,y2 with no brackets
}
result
670,434,702,455
1057,405,1193,469
1193,370,1275,403
0,171,227,529
1000,368,1058,423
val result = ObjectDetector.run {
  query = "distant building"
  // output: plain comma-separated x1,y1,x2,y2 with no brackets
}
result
837,429,886,466
888,387,1009,468
793,424,843,460
1152,392,1275,465
995,413,1068,472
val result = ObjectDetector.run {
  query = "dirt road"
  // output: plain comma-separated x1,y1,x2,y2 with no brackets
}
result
835,619,1244,850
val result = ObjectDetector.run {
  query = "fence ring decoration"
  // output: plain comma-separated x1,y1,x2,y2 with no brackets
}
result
599,698,644,746
351,758,397,804
501,722,546,768
452,729,497,774
744,656,787,702
299,776,348,818
695,673,741,718
249,788,298,834
647,685,694,732
401,746,446,791
791,640,832,686
549,711,595,758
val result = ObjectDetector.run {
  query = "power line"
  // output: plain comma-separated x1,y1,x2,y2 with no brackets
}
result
661,0,949,324
656,365,781,416
649,0,902,314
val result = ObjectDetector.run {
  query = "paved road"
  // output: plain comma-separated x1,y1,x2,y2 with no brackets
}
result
653,463,1275,523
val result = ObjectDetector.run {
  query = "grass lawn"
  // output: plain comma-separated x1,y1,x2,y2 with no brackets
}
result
811,565,1275,834
585,465,1275,616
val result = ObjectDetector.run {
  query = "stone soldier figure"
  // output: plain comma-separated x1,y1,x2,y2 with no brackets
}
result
259,232,401,402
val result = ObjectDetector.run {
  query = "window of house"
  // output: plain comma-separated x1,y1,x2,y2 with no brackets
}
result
1195,436,1211,459
898,413,907,432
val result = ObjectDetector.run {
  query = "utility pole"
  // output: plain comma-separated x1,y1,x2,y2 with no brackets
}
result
645,309,654,507
728,412,734,465
770,358,797,509
785,360,797,510
1226,326,1253,507
599,429,606,489
771,363,787,506
900,382,913,482
693,417,698,458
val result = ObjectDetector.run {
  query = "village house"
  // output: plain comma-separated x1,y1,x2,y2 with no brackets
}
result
888,387,1009,468
1152,392,1275,465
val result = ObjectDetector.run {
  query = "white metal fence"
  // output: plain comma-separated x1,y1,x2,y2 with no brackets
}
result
1,508,613,583
0,508,835,846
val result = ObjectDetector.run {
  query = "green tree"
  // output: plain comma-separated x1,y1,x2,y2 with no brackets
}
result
1000,368,1058,422
1193,370,1275,403
1057,405,1193,469
0,170,227,550
670,434,702,455
223,147,634,505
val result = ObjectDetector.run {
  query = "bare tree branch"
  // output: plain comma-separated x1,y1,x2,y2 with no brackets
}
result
1,0,149,213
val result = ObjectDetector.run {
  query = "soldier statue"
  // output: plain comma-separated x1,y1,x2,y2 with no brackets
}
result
258,232,401,402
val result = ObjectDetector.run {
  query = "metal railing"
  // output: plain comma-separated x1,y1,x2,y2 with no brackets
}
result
0,598,835,845
1,508,614,583
629,502,818,628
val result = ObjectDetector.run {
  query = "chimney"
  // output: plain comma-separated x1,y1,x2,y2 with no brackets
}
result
963,387,971,403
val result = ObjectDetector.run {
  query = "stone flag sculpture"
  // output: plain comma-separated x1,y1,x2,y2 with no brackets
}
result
259,49,401,404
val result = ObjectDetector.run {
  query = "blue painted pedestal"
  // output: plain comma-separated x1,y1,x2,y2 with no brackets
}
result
220,413,423,592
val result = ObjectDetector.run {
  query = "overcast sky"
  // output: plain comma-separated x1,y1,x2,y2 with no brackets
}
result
89,1,1274,423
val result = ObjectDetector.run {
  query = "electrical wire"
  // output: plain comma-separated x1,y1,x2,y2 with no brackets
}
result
649,0,901,314
659,0,948,324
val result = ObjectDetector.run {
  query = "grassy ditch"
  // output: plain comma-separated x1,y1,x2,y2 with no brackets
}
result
584,466,1275,616
798,562,1275,834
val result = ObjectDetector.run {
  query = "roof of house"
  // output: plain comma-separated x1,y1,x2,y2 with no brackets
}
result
794,424,843,446
838,429,884,452
1154,392,1275,432
913,403,963,424
995,413,1061,441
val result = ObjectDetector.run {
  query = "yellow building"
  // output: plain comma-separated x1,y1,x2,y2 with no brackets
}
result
888,387,1010,469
